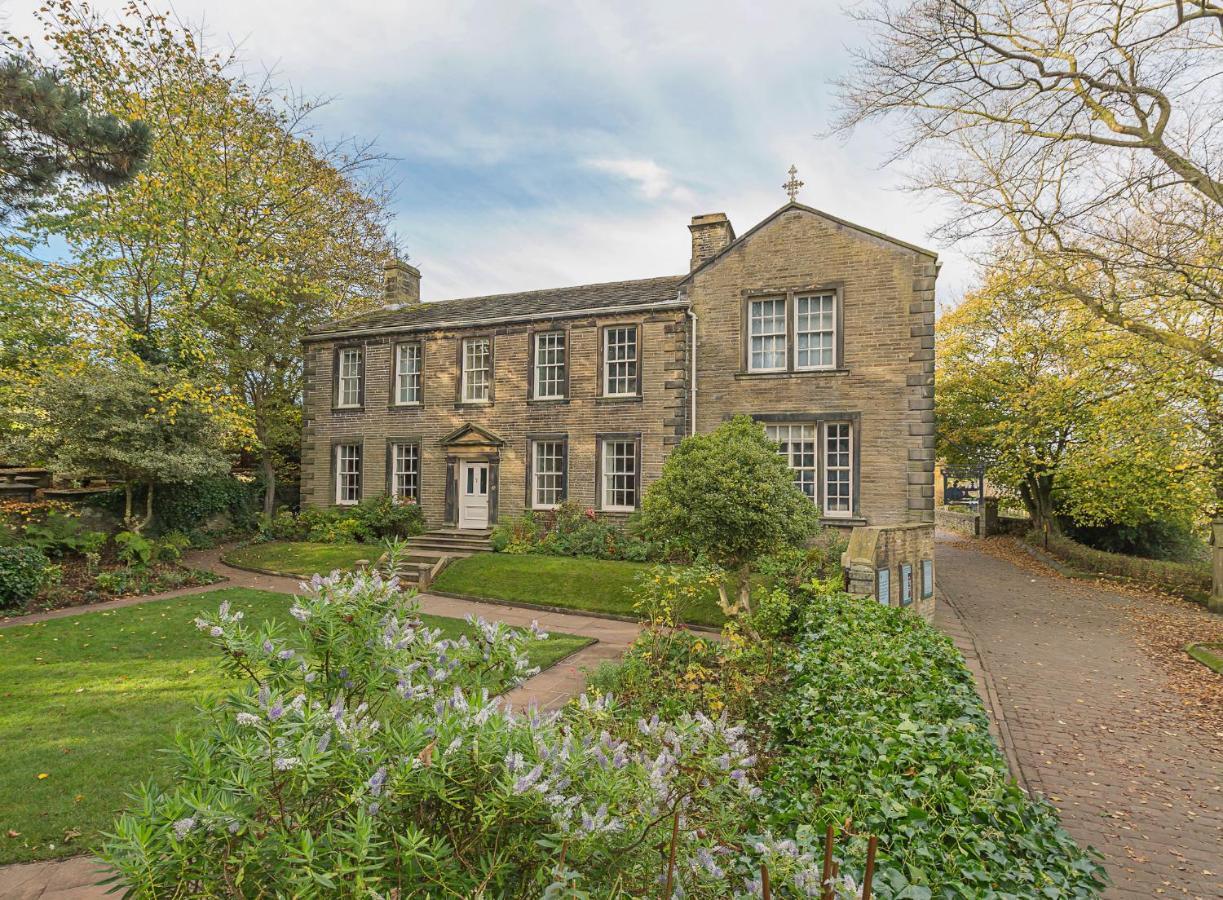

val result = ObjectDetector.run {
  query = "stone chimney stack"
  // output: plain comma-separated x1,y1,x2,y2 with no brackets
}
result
688,213,735,270
383,257,421,306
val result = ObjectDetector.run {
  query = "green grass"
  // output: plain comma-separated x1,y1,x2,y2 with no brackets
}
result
0,587,590,865
224,541,375,577
432,553,727,627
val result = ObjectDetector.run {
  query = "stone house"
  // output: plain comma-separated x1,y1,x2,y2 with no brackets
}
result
300,193,938,560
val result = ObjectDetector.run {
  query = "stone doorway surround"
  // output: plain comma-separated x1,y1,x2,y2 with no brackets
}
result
440,423,503,529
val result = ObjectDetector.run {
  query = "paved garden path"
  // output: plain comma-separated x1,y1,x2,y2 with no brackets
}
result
0,549,641,899
935,532,1223,900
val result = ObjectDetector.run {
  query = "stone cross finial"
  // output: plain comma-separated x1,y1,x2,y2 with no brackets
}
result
783,165,804,202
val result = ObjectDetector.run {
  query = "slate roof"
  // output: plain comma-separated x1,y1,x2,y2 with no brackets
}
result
307,274,686,340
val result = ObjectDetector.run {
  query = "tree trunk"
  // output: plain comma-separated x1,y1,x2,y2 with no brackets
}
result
1020,473,1059,534
737,564,753,617
1208,415,1223,612
123,482,134,530
261,452,277,518
130,481,154,533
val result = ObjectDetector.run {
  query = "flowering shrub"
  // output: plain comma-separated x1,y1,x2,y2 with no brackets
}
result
265,495,425,544
101,550,836,897
490,501,660,562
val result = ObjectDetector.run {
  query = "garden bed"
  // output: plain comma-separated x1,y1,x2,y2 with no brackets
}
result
0,587,590,864
25,554,221,614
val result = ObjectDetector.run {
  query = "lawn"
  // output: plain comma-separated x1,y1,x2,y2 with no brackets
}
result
432,553,727,627
0,587,590,865
224,541,374,577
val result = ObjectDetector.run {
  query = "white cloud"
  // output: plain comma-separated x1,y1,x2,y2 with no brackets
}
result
583,157,693,203
2,0,979,306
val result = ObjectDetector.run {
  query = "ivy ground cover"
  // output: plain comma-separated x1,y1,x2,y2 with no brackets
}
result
0,587,589,864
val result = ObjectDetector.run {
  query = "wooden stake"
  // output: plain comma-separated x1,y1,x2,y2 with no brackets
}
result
821,824,835,900
663,807,679,899
861,835,878,900
761,861,772,900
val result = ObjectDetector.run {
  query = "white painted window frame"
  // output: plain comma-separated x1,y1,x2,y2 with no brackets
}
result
823,421,853,518
602,326,638,397
533,332,566,400
394,343,421,406
765,423,818,503
531,439,565,509
391,442,419,502
336,348,362,408
793,293,837,371
335,443,361,505
601,438,637,512
462,337,491,403
747,297,787,373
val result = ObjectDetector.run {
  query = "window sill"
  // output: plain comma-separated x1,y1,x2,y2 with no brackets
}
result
527,397,569,406
820,516,866,527
454,401,493,410
388,403,423,411
330,406,366,414
734,369,848,380
596,395,643,405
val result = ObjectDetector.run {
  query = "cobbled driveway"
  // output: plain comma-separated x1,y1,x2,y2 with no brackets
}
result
935,532,1222,899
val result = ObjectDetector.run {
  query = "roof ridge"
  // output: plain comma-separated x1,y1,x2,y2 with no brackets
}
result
308,272,688,339
432,272,684,306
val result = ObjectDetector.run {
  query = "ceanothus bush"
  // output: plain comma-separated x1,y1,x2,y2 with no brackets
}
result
101,548,842,898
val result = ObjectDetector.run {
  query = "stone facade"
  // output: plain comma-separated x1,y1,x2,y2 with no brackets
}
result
301,200,938,533
683,205,937,526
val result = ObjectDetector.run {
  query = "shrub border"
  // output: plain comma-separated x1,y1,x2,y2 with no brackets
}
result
1020,531,1211,605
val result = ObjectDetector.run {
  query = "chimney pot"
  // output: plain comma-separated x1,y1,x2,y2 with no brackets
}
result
688,213,735,270
383,257,421,306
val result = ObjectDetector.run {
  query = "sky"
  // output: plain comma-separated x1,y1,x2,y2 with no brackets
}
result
2,0,973,304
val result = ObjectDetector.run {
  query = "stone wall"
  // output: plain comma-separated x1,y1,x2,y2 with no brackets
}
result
301,308,690,527
843,523,936,621
936,506,979,537
685,205,936,526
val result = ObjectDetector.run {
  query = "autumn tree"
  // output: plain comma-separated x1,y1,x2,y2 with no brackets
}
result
938,263,1212,533
6,1,397,512
839,0,1222,595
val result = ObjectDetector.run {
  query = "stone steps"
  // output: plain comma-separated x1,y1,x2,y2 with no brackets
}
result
394,529,492,588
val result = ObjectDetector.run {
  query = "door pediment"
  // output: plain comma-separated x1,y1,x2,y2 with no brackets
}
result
440,422,505,448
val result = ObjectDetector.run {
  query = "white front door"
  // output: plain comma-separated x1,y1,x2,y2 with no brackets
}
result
459,461,489,529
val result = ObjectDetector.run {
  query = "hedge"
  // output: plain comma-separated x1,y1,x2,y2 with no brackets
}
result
1027,530,1211,604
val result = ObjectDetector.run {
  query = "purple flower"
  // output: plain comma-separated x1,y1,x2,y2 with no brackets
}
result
513,763,544,794
172,817,195,840
367,766,387,798
267,701,284,721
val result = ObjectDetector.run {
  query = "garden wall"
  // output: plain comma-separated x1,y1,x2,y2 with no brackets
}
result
935,506,977,536
842,522,935,621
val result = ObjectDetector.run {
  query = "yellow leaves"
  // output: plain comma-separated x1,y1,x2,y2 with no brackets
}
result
36,773,49,780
